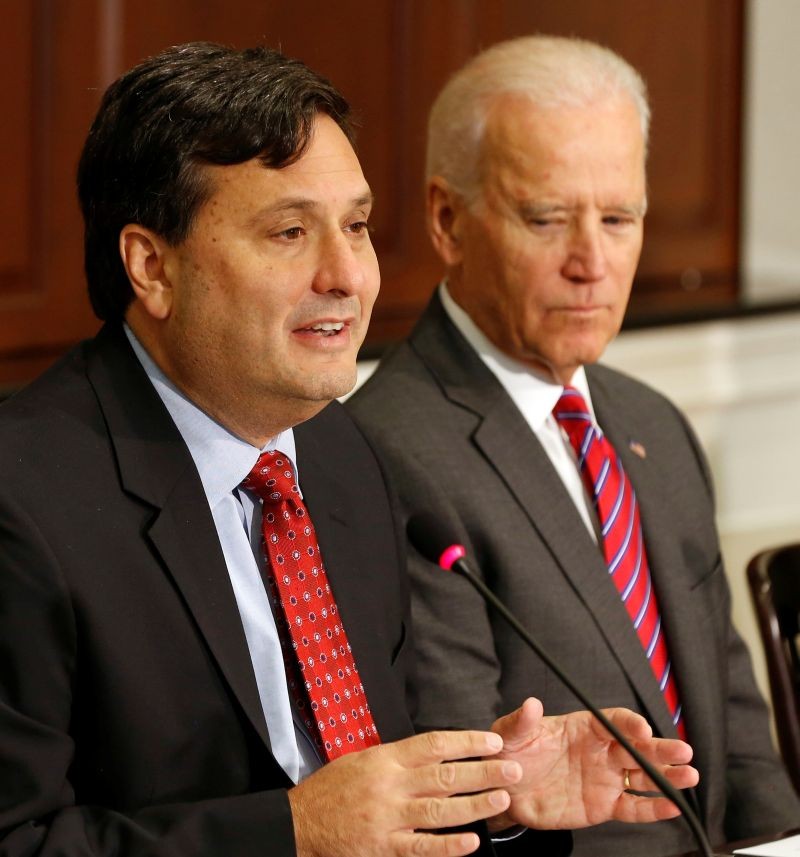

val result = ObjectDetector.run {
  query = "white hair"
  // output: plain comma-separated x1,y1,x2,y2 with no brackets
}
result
426,35,650,200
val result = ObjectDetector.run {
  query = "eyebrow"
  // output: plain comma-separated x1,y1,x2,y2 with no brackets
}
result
519,200,647,218
252,190,374,220
518,203,568,218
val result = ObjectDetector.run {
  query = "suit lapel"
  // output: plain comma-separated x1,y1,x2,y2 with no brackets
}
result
412,301,605,597
474,402,613,607
412,297,677,736
85,326,275,756
293,415,411,743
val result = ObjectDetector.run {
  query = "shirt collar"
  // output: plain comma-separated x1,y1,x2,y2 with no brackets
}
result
123,325,298,508
438,281,596,428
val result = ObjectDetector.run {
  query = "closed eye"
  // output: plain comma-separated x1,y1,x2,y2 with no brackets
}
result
527,217,567,229
603,215,637,228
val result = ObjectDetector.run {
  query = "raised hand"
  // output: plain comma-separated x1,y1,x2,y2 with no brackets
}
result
288,729,523,857
486,698,699,831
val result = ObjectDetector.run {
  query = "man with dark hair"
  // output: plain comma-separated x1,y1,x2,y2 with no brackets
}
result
77,43,353,323
0,43,696,857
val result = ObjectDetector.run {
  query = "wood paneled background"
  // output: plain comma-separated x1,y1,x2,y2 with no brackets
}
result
0,0,742,389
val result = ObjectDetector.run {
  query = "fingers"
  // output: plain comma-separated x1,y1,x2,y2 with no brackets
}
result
610,760,699,824
616,793,685,823
614,760,700,824
633,733,693,764
289,731,527,857
596,706,654,741
661,762,700,789
611,735,694,773
623,762,699,793
408,757,523,798
392,830,482,857
388,729,505,767
598,707,695,769
404,787,512,831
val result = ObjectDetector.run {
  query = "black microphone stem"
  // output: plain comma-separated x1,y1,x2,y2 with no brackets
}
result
451,556,714,857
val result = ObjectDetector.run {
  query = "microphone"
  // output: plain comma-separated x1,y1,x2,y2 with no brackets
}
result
407,512,715,857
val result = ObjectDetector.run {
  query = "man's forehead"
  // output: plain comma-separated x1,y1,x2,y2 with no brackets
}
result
482,91,643,149
196,149,371,217
477,92,646,192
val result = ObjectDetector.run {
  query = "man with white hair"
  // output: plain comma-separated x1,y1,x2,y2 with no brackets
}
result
349,35,800,856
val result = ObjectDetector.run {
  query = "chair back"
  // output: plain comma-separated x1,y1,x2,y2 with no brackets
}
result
747,543,800,795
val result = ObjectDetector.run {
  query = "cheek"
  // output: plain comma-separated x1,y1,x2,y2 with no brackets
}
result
509,259,555,315
229,268,293,325
612,236,643,276
608,260,637,310
363,255,381,304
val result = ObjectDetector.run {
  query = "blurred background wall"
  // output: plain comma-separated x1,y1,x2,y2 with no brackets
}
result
2,0,799,718
0,0,750,385
742,0,800,305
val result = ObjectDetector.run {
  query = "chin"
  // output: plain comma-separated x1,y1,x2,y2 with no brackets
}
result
298,371,357,403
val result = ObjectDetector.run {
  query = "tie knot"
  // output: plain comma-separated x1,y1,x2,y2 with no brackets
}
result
552,386,593,428
552,387,598,452
242,450,299,505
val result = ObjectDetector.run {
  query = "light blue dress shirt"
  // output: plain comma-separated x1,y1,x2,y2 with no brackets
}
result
125,327,321,783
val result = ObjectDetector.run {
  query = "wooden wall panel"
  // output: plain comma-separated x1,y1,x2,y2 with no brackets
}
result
0,2,34,297
0,1,102,388
0,0,743,388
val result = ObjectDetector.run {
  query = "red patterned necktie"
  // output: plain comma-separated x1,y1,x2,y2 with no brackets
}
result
553,387,686,740
242,450,380,761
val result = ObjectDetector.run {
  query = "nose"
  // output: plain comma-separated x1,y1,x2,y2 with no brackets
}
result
561,222,608,283
312,229,371,297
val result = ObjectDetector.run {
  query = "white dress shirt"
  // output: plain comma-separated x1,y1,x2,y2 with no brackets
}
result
439,282,602,543
125,327,320,784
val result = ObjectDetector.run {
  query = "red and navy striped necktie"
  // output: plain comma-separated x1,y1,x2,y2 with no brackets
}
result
553,387,686,740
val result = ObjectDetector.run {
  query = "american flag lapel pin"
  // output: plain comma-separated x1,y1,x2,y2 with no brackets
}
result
629,439,647,459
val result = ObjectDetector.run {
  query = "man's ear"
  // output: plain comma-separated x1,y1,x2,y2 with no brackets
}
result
119,224,175,320
426,177,466,267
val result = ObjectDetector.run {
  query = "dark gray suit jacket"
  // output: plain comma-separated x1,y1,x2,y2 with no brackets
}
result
348,293,800,856
0,326,415,856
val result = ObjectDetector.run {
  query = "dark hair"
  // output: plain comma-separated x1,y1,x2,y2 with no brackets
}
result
77,42,354,322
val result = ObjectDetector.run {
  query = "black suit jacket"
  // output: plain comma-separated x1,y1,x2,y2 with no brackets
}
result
0,326,416,856
348,293,800,856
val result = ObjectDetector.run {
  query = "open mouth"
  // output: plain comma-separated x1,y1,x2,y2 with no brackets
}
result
302,321,346,337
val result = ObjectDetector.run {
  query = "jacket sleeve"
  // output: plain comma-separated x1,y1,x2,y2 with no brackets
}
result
0,494,298,857
677,408,800,838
